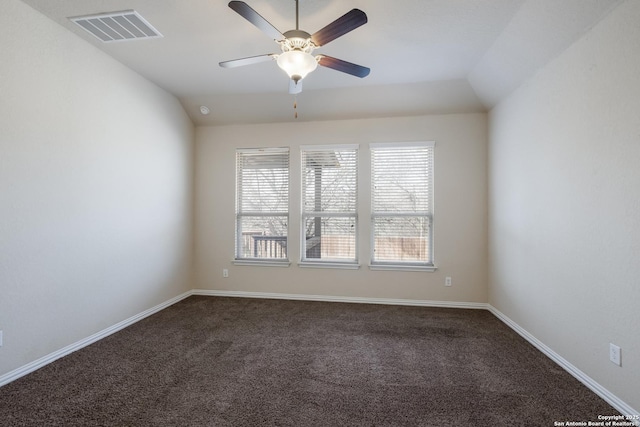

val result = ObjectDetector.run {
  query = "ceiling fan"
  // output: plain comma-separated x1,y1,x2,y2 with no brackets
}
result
219,0,370,94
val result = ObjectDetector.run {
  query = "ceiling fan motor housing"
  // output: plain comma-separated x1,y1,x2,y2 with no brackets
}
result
281,30,316,53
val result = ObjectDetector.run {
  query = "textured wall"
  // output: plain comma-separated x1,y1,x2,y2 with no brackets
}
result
0,0,194,376
488,0,640,411
195,114,488,304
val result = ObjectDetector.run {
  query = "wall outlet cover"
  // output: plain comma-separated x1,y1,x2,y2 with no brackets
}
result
609,343,621,366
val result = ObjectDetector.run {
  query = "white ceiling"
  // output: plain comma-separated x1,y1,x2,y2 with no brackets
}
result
20,0,622,125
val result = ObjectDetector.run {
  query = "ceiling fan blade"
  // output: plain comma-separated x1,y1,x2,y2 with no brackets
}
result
219,54,277,68
289,79,302,94
228,1,285,41
310,9,367,47
317,55,370,78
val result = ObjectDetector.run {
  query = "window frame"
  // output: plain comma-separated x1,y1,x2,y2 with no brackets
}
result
234,147,290,267
369,141,436,272
299,144,360,269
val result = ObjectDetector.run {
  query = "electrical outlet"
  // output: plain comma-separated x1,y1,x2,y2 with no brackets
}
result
445,276,452,287
609,343,621,366
223,269,229,278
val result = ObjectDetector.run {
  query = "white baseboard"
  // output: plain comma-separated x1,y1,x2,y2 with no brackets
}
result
488,305,639,421
0,290,193,388
192,289,489,310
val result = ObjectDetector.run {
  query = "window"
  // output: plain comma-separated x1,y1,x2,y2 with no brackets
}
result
370,142,434,269
301,145,358,266
235,148,289,263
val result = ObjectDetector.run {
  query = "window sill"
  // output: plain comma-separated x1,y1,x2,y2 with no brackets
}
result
298,261,360,270
368,263,437,272
233,260,291,267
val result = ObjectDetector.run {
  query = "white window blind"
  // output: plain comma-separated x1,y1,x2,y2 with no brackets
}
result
301,145,358,264
371,142,434,266
236,148,289,261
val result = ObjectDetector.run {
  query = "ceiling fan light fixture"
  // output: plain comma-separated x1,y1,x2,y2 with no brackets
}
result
276,50,318,82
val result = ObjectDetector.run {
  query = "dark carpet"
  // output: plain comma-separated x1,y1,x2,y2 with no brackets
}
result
0,296,618,426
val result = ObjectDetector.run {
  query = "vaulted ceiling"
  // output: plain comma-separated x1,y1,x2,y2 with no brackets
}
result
21,0,622,125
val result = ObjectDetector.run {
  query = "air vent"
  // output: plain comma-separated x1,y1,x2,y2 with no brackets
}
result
69,10,162,43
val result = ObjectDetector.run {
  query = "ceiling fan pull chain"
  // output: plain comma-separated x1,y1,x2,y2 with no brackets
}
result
294,95,298,119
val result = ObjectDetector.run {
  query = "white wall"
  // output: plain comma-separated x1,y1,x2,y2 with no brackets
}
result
0,0,194,376
195,114,487,303
488,0,640,412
